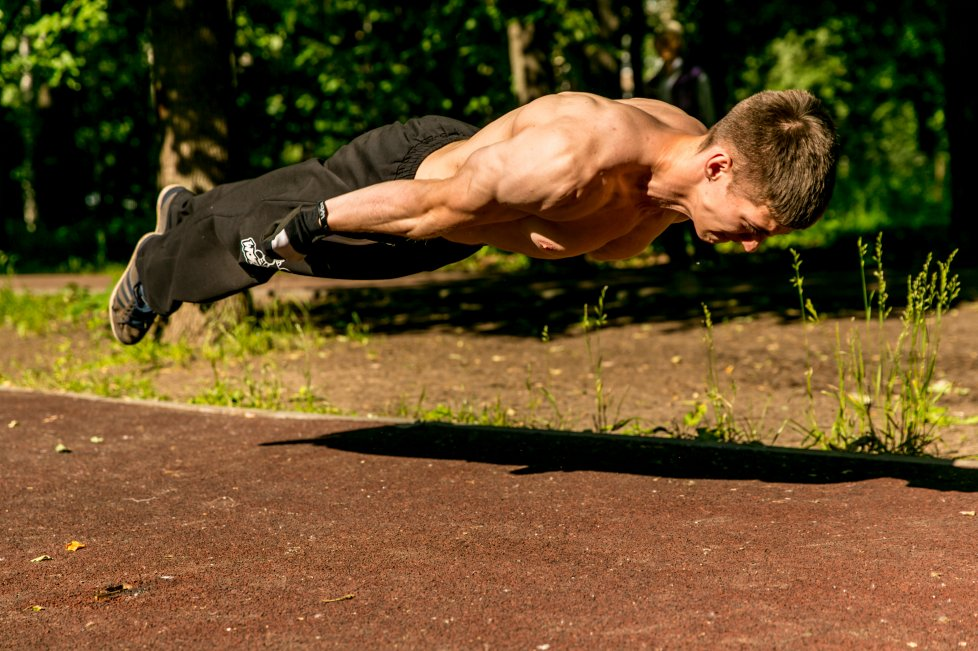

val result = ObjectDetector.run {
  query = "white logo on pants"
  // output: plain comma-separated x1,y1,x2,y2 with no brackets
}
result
240,238,283,269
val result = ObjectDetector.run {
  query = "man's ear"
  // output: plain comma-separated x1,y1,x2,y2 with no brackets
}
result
705,151,732,182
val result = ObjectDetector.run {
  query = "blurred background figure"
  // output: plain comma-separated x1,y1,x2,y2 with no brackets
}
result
649,20,716,126
647,20,719,268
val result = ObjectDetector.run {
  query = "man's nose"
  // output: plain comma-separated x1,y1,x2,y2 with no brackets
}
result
741,240,760,253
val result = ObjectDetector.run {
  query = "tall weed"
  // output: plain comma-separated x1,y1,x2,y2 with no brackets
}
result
796,234,961,454
581,286,632,432
674,305,775,444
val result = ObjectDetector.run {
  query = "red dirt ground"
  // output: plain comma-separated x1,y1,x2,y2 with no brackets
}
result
1,388,977,649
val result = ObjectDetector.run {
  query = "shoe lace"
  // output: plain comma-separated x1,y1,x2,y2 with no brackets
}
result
125,283,156,328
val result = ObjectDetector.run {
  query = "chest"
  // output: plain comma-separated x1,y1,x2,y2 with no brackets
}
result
540,169,651,224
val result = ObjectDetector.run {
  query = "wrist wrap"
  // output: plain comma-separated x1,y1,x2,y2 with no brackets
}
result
264,201,330,261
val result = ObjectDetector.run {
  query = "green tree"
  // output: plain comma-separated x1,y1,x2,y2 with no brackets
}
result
1,0,156,269
688,1,949,245
231,0,513,172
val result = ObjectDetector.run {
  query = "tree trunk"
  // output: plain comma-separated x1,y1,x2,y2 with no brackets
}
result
148,0,249,342
506,17,554,105
686,0,730,112
621,0,645,98
944,0,976,249
149,0,234,191
588,0,623,97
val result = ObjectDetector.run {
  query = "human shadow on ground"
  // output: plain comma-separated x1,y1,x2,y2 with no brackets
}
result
282,232,977,338
261,421,978,493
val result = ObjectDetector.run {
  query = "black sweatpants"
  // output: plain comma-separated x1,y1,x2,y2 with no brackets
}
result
137,116,483,315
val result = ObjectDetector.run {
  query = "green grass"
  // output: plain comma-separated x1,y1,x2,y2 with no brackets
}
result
2,235,973,458
398,391,523,428
580,286,633,433
0,282,341,413
670,304,780,445
794,234,967,454
644,232,974,456
0,284,105,336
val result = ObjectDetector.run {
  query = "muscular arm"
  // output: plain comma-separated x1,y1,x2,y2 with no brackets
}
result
323,113,599,240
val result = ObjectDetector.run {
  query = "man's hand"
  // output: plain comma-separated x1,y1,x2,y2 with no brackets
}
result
264,202,330,261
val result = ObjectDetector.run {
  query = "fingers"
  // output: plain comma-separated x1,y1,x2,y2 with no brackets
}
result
267,229,306,262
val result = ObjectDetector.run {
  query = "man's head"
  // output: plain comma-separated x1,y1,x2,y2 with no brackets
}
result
701,89,839,230
654,20,686,65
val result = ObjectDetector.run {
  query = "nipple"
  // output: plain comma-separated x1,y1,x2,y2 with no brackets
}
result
530,232,565,252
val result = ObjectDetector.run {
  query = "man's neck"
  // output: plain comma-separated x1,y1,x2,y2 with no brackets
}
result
646,135,705,213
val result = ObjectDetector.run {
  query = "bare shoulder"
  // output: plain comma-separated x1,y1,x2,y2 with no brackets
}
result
512,92,645,131
512,92,703,132
438,92,689,178
511,93,705,151
467,93,647,143
619,97,708,135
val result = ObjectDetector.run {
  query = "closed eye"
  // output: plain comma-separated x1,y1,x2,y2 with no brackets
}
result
743,221,771,238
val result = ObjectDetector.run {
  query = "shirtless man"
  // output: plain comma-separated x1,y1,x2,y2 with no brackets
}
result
110,89,837,345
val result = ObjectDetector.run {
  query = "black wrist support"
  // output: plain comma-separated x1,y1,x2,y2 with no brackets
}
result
264,201,330,260
286,201,330,255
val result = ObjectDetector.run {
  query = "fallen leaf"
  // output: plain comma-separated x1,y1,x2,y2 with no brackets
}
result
321,594,355,603
960,511,976,517
42,415,61,424
66,540,86,552
29,605,44,612
7,420,18,429
54,443,71,454
90,436,104,444
30,555,53,563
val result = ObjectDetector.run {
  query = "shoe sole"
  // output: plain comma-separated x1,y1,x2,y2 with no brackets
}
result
108,231,159,344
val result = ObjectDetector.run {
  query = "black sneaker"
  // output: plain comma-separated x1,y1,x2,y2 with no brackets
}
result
108,233,160,345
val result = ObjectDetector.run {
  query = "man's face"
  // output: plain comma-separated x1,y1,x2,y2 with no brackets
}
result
692,179,789,253
655,34,682,64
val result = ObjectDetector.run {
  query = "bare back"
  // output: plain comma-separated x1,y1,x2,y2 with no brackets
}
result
417,92,707,259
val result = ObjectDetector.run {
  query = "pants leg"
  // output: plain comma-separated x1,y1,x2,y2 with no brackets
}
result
137,116,482,315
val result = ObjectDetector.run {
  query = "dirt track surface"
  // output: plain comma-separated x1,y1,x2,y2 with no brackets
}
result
2,388,977,649
7,259,978,462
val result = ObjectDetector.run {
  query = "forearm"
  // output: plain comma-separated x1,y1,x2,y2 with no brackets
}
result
266,162,503,261
323,179,442,239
